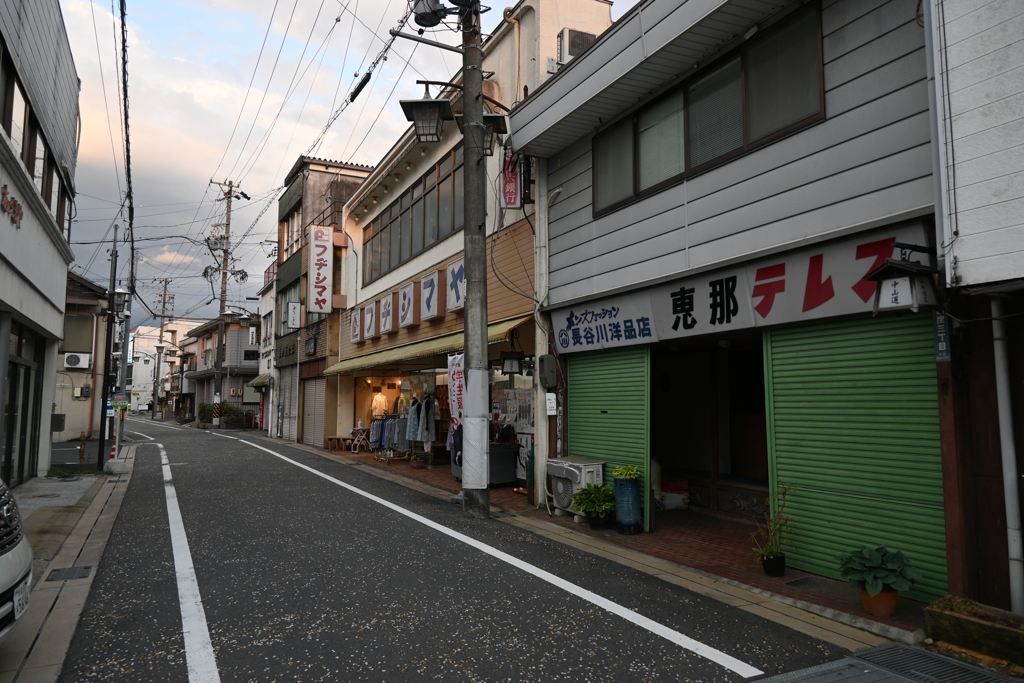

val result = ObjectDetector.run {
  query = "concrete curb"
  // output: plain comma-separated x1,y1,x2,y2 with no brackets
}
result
0,446,135,683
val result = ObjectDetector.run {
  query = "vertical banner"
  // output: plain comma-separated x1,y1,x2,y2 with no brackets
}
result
307,226,333,315
447,353,465,428
499,147,522,209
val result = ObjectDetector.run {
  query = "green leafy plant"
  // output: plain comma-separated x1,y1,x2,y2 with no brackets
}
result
571,483,616,518
835,545,923,597
750,484,794,561
197,403,214,423
612,465,641,479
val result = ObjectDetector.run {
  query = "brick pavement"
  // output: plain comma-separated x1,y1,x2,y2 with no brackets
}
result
328,446,926,638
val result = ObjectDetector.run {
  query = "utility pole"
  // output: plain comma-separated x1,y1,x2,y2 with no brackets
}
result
152,278,173,420
461,3,490,518
210,180,241,426
96,224,118,470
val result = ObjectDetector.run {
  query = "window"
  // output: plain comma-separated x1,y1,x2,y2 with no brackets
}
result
8,83,26,161
362,145,464,284
49,165,60,214
32,131,46,193
592,4,822,215
277,283,300,335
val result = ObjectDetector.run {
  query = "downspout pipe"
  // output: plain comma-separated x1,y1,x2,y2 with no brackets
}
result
991,296,1024,614
921,0,952,281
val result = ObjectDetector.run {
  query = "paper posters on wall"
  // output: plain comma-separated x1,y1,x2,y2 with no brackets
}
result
446,258,466,312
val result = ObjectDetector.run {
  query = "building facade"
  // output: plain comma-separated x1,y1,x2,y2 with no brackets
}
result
511,0,964,604
53,272,108,442
183,315,261,423
0,0,79,485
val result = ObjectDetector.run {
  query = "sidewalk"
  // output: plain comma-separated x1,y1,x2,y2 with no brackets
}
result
315,446,924,647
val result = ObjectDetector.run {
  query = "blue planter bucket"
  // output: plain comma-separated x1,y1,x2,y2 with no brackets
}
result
614,477,642,535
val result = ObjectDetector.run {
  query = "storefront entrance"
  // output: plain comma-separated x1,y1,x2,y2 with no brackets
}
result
3,324,44,486
651,329,769,522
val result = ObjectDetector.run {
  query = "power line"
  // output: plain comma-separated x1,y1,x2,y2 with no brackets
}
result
89,0,123,199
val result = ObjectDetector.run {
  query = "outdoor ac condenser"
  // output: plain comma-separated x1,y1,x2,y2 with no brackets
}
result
64,353,92,369
546,456,604,514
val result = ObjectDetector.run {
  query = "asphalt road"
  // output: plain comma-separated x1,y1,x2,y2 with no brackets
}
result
59,420,848,682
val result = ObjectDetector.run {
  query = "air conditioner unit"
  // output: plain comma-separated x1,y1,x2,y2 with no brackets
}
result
64,353,92,370
558,28,597,64
546,456,604,514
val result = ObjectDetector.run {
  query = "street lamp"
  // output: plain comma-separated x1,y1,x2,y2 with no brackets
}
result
400,84,453,143
112,286,129,315
454,113,508,156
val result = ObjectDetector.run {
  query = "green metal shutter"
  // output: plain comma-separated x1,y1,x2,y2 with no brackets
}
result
567,346,651,531
765,313,946,601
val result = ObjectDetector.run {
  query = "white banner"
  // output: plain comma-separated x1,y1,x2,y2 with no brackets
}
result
307,226,333,315
447,353,465,428
552,224,929,353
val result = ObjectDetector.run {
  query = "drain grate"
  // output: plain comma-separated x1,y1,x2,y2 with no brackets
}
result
47,566,92,581
852,644,1006,683
754,659,903,682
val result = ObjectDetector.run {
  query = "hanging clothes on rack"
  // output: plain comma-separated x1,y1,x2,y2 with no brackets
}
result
417,394,437,445
371,392,389,419
406,399,420,442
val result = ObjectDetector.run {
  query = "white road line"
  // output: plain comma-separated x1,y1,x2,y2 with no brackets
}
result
152,443,221,683
124,430,154,440
212,433,762,678
127,418,187,431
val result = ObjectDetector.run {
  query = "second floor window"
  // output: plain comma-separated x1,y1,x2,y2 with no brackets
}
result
592,3,823,215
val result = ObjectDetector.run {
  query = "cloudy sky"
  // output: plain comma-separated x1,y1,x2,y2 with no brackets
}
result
61,0,638,327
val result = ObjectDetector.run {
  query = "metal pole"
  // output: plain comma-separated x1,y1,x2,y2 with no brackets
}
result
97,224,118,470
991,296,1024,614
461,2,490,518
152,278,169,420
116,297,131,449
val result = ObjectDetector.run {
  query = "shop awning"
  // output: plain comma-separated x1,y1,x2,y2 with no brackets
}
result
247,374,270,388
325,316,530,375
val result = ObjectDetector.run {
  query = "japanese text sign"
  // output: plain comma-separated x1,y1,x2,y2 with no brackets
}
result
363,300,377,339
379,293,395,334
421,270,444,320
499,147,521,209
399,281,420,328
447,353,465,427
350,308,362,343
446,258,466,312
551,224,929,353
307,226,333,315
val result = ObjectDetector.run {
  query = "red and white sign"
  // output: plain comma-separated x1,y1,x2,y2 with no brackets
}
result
551,223,931,353
350,308,362,343
499,147,521,209
447,353,465,427
307,226,333,315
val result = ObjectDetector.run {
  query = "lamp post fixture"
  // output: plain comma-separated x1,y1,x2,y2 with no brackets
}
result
404,0,491,518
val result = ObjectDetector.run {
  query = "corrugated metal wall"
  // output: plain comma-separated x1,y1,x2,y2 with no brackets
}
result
764,313,946,601
277,366,297,441
567,346,651,531
302,378,325,447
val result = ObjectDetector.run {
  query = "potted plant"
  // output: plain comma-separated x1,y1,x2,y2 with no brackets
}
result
612,465,642,535
750,485,793,577
409,454,425,469
571,483,616,530
835,545,922,617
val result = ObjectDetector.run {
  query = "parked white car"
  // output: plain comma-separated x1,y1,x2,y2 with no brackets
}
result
0,480,32,645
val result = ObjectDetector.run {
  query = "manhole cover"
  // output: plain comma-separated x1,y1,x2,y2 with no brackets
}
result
47,566,92,581
853,644,1006,683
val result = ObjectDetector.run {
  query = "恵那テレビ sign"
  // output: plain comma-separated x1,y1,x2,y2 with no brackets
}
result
550,224,930,353
307,226,333,315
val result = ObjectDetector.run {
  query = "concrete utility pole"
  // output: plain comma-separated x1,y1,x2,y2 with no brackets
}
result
152,278,172,420
96,224,118,470
460,3,490,518
211,180,238,422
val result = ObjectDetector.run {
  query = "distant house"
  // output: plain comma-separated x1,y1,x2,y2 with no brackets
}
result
184,315,261,422
53,271,109,443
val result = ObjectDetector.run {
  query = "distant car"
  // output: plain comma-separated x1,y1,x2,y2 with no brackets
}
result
0,480,32,645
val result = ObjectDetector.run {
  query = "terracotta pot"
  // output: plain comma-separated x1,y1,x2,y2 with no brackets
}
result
411,460,425,469
859,585,899,617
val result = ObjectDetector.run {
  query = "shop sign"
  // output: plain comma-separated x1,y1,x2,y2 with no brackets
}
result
379,293,395,334
447,353,465,427
2,185,23,227
399,281,420,328
934,311,951,362
363,300,377,339
499,147,521,209
307,226,333,315
446,258,467,312
288,302,301,329
350,308,362,343
552,224,929,353
421,270,444,321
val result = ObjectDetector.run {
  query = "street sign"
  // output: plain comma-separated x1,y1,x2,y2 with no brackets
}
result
111,393,130,409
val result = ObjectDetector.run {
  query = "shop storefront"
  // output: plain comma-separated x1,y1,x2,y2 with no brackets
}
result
552,221,948,602
3,322,46,487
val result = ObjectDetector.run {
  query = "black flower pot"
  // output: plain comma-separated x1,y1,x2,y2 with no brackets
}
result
587,512,615,531
614,477,643,535
761,554,786,577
